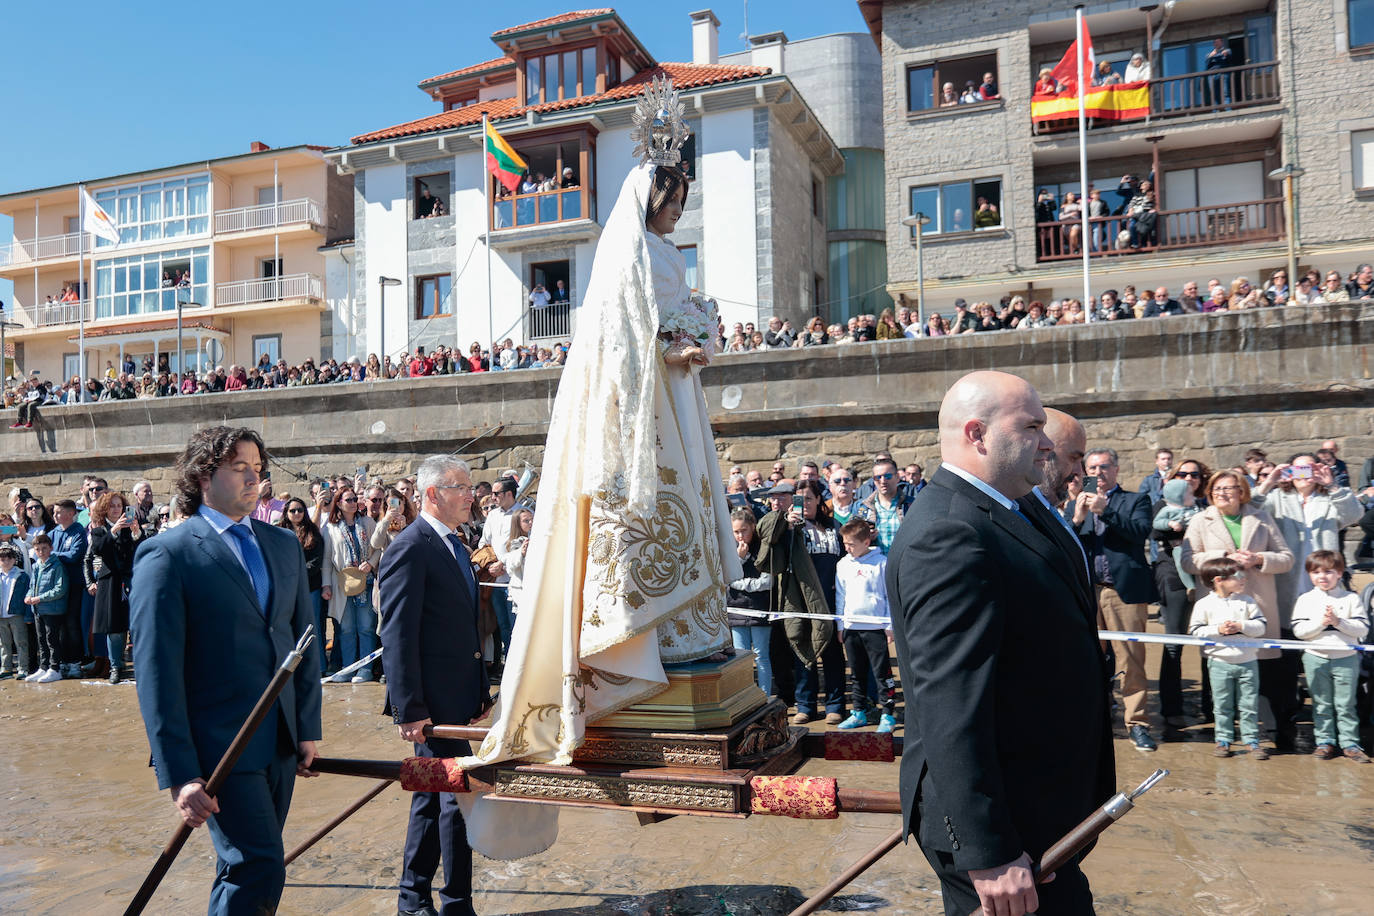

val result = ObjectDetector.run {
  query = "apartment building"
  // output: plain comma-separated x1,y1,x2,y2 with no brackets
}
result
327,8,840,360
861,0,1374,308
0,144,353,380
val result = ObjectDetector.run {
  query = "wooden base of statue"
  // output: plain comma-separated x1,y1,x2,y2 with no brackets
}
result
594,651,768,730
483,698,804,817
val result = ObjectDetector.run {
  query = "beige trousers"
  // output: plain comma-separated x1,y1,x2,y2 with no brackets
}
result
1096,585,1149,729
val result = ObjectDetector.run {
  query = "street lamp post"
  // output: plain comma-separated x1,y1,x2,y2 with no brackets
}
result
900,212,932,333
176,299,201,382
1267,164,1306,299
378,276,402,373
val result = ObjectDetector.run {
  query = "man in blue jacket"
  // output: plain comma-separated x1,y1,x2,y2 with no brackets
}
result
131,426,321,915
48,499,87,679
1076,447,1160,752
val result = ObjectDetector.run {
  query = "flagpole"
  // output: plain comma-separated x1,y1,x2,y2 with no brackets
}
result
483,112,494,372
78,183,87,387
1076,5,1092,321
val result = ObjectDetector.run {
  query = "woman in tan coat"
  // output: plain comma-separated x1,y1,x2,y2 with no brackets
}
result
1181,470,1296,745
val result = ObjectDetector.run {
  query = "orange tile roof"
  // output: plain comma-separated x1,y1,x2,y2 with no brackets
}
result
491,9,614,38
352,62,771,144
421,56,516,88
68,318,227,341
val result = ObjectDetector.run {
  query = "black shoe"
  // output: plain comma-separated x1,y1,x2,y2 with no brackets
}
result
109,667,121,685
399,906,439,916
1129,725,1157,753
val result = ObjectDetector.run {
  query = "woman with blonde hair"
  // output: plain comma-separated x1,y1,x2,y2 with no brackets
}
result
875,308,903,340
799,315,829,347
322,485,381,682
85,490,139,683
498,506,534,616
1228,276,1261,309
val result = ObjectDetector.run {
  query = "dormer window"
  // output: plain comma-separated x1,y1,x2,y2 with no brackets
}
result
524,45,599,106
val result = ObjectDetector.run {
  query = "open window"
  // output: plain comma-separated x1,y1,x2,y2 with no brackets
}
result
414,173,451,220
492,127,595,230
906,53,999,112
528,260,571,339
909,177,1002,236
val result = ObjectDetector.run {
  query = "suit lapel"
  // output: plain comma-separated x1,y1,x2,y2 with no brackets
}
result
251,519,287,622
190,515,261,613
1025,492,1094,605
418,521,471,603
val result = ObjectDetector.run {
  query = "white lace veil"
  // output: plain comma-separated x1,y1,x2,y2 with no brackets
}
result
557,162,660,517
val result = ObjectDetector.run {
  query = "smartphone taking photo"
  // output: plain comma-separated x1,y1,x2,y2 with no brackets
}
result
1082,476,1099,494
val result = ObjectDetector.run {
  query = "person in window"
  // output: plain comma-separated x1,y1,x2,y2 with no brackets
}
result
1034,68,1060,96
1124,52,1151,82
978,71,999,100
176,270,190,289
1205,38,1233,108
161,271,174,289
429,197,446,218
415,184,436,219
939,82,960,107
560,166,577,188
972,196,999,228
550,279,570,305
1059,191,1084,254
519,173,538,194
1094,60,1121,87
536,171,555,193
1126,180,1158,249
959,80,980,104
529,284,550,311
1086,188,1110,251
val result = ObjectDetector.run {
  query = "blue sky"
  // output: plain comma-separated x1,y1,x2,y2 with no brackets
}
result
1,1,869,310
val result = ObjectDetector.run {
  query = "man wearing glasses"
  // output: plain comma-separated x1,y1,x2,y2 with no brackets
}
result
1073,447,1158,752
860,458,914,554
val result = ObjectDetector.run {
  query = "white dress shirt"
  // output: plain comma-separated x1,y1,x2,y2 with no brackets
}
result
420,510,460,560
197,504,260,580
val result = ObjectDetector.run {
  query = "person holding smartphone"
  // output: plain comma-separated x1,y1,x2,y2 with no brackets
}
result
84,490,139,684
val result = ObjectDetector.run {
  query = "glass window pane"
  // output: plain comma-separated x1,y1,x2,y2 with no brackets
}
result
419,278,435,317
145,263,160,290
941,181,972,233
909,186,939,235
187,180,208,215
973,179,1002,228
538,194,558,223
188,216,208,234
494,199,513,228
582,46,597,95
907,66,933,111
560,190,581,219
544,53,558,102
1352,0,1374,49
679,246,698,291
526,57,541,104
562,51,577,99
141,187,161,223
438,276,452,314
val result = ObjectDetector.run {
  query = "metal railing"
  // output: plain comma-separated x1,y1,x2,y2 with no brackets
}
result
214,197,323,234
1034,62,1280,134
0,231,91,268
527,302,571,340
1035,197,1284,261
215,272,323,306
16,299,96,328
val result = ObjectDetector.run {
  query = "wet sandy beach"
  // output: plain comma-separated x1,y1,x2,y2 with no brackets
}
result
0,637,1370,915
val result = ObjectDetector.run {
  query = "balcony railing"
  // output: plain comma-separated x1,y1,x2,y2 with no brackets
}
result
527,302,571,340
16,299,95,328
0,231,92,268
214,197,323,234
215,272,323,307
492,187,585,231
1035,197,1284,262
1035,62,1280,134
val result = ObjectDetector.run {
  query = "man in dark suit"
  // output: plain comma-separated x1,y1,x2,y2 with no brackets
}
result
888,371,1113,916
380,455,490,916
1075,446,1160,752
130,426,321,916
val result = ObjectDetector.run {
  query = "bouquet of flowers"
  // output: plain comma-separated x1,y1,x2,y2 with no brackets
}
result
659,295,721,358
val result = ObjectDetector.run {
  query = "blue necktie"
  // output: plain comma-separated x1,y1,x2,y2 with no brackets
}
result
227,524,272,616
447,533,477,602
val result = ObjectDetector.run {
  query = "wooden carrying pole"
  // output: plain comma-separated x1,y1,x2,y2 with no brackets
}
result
284,779,394,866
788,826,906,916
123,627,316,916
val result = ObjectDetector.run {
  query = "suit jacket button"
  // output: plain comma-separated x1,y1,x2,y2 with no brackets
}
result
951,840,960,851
473,651,481,659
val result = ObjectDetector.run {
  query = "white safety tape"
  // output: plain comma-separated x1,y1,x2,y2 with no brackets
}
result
322,647,383,683
726,608,1373,653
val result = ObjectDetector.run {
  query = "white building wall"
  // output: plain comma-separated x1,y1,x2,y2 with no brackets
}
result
322,248,361,359
699,107,758,328
362,163,406,360
450,149,523,353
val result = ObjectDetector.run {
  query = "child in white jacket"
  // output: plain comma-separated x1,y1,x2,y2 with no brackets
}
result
1189,556,1268,758
834,518,895,734
1291,550,1371,763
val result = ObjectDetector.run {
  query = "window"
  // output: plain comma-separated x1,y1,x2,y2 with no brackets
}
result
1355,130,1374,190
679,133,697,180
94,173,210,247
64,353,81,381
524,45,599,105
908,178,1002,236
491,129,595,230
812,178,824,220
906,53,998,112
528,261,571,339
260,257,283,279
94,246,209,318
414,174,450,219
678,245,698,292
252,335,281,366
1351,1,1374,50
256,185,283,206
416,274,453,319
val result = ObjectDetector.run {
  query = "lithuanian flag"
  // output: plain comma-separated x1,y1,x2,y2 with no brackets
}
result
485,121,527,193
1032,81,1151,123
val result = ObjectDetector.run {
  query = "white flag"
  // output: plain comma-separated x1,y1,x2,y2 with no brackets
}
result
81,188,120,246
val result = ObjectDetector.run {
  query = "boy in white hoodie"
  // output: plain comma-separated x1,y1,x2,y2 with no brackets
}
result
1291,550,1371,763
834,518,896,733
1189,556,1268,759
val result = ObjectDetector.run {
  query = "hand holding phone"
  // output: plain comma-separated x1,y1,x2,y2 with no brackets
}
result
1082,475,1098,494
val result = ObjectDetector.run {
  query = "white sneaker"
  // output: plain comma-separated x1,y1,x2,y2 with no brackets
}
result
37,669,63,683
24,669,45,682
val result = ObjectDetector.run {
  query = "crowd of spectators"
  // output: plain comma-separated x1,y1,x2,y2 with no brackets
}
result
0,465,536,687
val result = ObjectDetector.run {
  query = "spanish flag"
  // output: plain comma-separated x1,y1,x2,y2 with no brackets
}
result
1032,82,1151,123
485,121,527,194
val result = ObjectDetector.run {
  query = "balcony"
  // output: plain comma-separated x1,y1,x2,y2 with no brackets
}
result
214,197,324,235
1034,198,1284,263
215,272,323,307
17,299,95,328
0,231,91,269
492,187,586,231
1034,63,1280,135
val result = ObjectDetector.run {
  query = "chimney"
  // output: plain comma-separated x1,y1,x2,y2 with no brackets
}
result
690,9,720,65
250,141,272,152
749,31,787,74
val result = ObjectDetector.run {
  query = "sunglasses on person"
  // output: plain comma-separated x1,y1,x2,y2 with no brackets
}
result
286,507,305,514
874,472,895,481
1176,471,1202,478
830,476,854,484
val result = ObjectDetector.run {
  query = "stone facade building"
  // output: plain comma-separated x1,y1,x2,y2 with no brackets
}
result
861,0,1374,310
327,8,840,362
